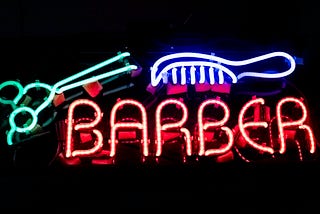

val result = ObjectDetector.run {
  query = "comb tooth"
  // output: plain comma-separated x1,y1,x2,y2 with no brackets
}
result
162,71,168,84
172,68,178,84
199,66,205,84
218,69,224,84
160,63,234,86
181,66,186,85
209,67,215,85
190,66,196,85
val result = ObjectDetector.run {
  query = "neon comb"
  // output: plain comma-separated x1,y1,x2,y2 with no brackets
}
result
150,51,296,87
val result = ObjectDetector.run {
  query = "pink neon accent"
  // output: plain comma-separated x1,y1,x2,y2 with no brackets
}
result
72,130,103,157
166,83,188,95
155,98,191,157
118,131,137,139
216,150,234,163
80,132,93,143
276,97,315,154
65,99,103,158
195,82,211,92
238,98,274,154
58,153,81,165
211,83,231,94
82,81,103,97
53,93,65,107
253,102,261,122
110,99,148,157
198,99,233,156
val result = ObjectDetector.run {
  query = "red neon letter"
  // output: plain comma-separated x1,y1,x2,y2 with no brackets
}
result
110,99,148,157
65,99,103,158
276,97,315,154
238,97,273,154
198,99,233,156
155,98,191,157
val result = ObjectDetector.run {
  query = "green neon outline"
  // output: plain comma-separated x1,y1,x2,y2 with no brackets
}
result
0,80,24,109
35,64,137,116
7,106,38,146
9,106,38,133
4,51,137,146
23,82,52,94
6,129,15,146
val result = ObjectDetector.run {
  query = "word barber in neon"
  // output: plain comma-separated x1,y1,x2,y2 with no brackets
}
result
61,96,316,165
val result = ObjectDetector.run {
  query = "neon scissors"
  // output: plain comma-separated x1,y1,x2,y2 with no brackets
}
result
0,51,137,146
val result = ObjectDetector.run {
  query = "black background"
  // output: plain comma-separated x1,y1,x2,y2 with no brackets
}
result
1,0,320,213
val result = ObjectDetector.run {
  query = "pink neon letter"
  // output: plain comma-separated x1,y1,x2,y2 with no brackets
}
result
198,99,233,156
238,98,273,154
155,98,191,157
277,97,315,154
65,99,103,158
110,99,148,157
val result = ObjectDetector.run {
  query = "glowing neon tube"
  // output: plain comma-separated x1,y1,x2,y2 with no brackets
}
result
150,51,296,86
4,52,137,146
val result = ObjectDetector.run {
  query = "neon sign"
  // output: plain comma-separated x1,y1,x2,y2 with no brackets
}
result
59,95,316,165
0,49,317,167
150,52,296,87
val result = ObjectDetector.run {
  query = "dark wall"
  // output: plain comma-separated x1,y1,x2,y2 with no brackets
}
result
1,0,319,80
